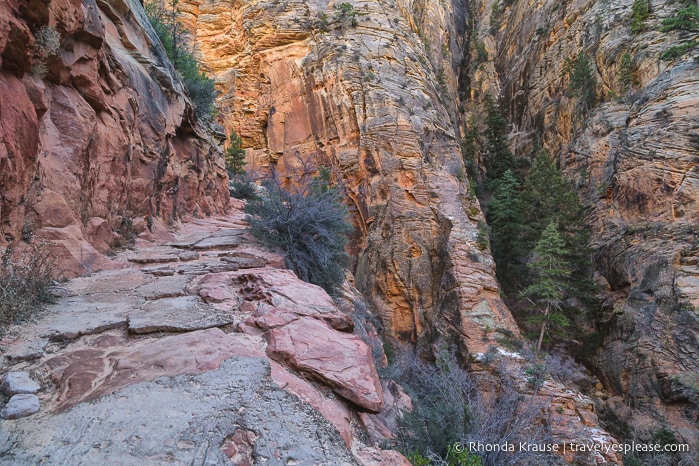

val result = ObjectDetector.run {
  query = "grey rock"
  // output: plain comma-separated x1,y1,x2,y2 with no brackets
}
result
132,275,191,300
192,234,242,250
0,358,357,464
167,232,213,249
128,296,236,333
4,339,48,364
39,296,140,341
177,251,200,261
140,265,176,276
1,372,40,395
1,394,40,420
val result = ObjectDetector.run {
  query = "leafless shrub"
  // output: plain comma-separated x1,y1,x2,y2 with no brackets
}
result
0,243,55,331
244,158,352,295
386,345,562,465
543,352,596,392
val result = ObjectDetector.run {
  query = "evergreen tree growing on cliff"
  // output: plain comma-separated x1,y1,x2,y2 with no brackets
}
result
519,151,596,308
225,130,246,175
487,170,522,287
482,93,515,186
145,0,216,119
521,222,572,354
564,52,597,114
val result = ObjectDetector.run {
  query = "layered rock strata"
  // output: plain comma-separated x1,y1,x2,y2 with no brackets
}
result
479,0,698,450
179,0,519,358
0,0,230,276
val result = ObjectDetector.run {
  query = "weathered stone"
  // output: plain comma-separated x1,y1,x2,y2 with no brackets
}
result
1,394,40,420
128,296,236,334
132,274,191,300
269,360,353,447
46,329,265,411
1,358,357,464
1,372,40,395
191,233,243,250
39,295,141,341
3,339,48,364
229,268,355,331
266,318,384,413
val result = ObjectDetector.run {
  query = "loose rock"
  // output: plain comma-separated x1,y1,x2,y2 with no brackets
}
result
1,394,40,420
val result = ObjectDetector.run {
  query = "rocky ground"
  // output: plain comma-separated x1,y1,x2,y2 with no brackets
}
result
0,201,410,465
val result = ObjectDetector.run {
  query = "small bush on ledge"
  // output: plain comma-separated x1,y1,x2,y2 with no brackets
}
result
244,166,352,295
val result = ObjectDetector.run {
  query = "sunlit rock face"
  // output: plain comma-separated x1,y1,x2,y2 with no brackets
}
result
180,0,522,356
0,0,229,276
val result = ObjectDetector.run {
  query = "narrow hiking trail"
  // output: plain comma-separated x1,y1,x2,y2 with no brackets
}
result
0,201,409,465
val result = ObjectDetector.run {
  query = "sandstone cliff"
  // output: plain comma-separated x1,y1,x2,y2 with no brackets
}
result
0,0,230,276
180,0,624,461
479,0,698,451
178,0,521,359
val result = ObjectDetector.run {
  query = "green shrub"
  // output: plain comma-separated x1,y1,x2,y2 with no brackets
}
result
660,5,699,32
0,243,55,332
245,167,352,295
630,0,650,34
31,25,61,78
335,3,358,28
659,40,698,60
35,25,61,56
145,0,216,119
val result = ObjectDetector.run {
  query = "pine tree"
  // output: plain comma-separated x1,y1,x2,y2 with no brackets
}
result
618,51,636,93
519,151,596,307
482,93,515,185
519,151,584,251
563,52,597,113
487,170,522,287
225,130,246,175
521,222,572,354
461,115,480,181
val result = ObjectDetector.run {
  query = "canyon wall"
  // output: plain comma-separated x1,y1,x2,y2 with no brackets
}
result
483,0,698,449
179,0,521,357
0,0,230,276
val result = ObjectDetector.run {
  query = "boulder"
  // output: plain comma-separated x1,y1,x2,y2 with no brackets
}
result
1,394,40,419
1,372,40,395
266,317,383,412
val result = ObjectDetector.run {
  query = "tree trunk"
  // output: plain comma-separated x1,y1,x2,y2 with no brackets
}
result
536,303,549,355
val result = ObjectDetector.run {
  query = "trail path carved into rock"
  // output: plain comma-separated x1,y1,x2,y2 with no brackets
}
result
0,201,409,465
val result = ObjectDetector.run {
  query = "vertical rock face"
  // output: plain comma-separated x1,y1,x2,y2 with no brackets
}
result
0,0,229,276
180,0,521,354
483,0,698,448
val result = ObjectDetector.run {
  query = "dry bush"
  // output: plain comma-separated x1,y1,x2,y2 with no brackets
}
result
0,243,55,331
385,346,563,465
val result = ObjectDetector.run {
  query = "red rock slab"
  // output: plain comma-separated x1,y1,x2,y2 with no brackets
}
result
45,329,264,411
266,318,384,413
230,268,354,331
269,360,353,447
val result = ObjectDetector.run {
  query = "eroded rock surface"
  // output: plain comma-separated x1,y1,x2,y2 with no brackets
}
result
0,0,229,276
477,0,698,450
0,211,407,464
179,0,521,357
